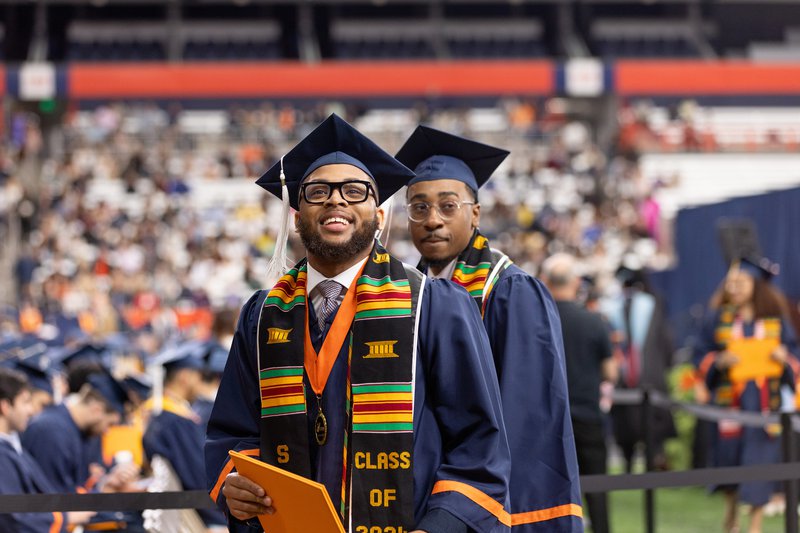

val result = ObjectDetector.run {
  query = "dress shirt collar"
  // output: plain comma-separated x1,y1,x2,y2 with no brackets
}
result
0,431,23,454
307,256,369,294
427,258,457,280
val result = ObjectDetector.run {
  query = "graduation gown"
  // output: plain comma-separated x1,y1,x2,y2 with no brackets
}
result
143,402,226,526
695,310,798,506
0,438,66,533
481,264,583,532
206,279,511,533
21,404,96,493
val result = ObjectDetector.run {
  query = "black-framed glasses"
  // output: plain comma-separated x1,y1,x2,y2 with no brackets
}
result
300,180,375,205
406,199,475,223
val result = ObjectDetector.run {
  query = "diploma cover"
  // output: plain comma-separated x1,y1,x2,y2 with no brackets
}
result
229,450,345,533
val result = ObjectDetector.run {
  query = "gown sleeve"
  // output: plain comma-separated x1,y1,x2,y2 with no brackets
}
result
417,279,512,533
204,290,267,531
0,447,67,533
482,271,583,531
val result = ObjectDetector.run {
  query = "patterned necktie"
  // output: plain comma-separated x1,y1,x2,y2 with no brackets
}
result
316,280,343,330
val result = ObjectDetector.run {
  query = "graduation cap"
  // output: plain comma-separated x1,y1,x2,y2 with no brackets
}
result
256,113,415,210
121,373,153,402
395,125,510,195
86,369,129,415
150,342,206,373
716,218,779,279
11,353,55,396
50,342,110,370
196,341,229,375
255,113,415,283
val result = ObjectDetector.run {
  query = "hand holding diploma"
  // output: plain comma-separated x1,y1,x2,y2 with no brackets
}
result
222,471,275,521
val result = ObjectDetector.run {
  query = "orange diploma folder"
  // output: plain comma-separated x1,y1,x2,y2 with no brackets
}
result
727,338,782,383
228,450,346,533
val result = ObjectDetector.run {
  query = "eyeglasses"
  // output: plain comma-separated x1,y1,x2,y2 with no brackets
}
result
300,180,375,205
405,199,475,223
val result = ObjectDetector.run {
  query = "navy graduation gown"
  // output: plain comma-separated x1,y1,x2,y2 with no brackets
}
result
695,310,798,506
482,265,582,532
206,279,511,533
21,404,96,493
143,406,226,526
0,439,66,533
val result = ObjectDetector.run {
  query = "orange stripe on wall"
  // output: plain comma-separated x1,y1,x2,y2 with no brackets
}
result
431,480,511,527
209,448,260,503
617,61,800,95
69,61,553,99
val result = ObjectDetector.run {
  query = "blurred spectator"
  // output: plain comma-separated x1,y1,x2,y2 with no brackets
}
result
600,262,676,473
542,252,617,533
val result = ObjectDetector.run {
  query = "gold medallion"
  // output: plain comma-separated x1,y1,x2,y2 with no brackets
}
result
315,410,328,445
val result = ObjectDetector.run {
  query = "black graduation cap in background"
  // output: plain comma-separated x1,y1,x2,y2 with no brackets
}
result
86,369,130,416
395,125,510,194
256,114,416,210
50,342,110,370
716,218,779,279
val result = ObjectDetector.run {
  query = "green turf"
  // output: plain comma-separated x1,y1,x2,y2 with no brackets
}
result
596,487,786,533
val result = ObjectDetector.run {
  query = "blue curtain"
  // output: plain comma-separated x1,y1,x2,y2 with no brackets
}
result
649,186,800,351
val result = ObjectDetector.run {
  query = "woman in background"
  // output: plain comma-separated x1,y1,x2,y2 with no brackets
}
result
695,256,797,533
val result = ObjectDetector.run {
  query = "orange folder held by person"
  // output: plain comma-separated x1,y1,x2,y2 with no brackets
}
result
727,338,782,384
228,450,346,533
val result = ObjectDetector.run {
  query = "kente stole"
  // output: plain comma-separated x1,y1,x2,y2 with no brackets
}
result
713,306,783,410
422,229,511,317
257,243,422,531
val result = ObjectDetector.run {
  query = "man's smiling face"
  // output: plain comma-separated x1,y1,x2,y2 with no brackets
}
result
295,164,384,265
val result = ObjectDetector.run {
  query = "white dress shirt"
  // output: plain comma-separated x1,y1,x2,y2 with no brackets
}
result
306,257,369,317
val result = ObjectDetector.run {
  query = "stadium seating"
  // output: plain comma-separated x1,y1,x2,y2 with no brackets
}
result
591,19,704,58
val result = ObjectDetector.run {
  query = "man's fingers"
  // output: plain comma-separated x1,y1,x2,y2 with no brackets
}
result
225,473,267,498
222,473,274,517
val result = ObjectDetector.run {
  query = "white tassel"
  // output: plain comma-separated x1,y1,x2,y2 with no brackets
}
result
150,362,164,416
377,194,394,246
265,156,292,286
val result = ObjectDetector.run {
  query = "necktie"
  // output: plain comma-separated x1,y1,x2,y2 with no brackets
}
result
316,280,343,330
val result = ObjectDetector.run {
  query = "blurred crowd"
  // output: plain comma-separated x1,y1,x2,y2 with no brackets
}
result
0,98,708,532
1,98,669,348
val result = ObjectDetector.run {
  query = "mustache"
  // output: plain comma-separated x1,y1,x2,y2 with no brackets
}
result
421,232,449,242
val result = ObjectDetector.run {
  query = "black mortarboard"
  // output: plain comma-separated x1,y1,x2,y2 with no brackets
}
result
51,342,109,370
86,369,129,415
12,354,54,396
738,256,780,280
151,342,205,373
197,341,229,375
256,114,415,210
122,373,153,401
395,125,510,195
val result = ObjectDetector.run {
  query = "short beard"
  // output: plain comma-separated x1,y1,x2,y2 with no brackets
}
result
297,215,379,263
424,254,459,271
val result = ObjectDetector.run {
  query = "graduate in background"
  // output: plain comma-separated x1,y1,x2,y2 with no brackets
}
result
22,366,140,496
396,126,582,532
0,367,94,532
144,345,226,528
205,114,510,533
695,255,797,533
